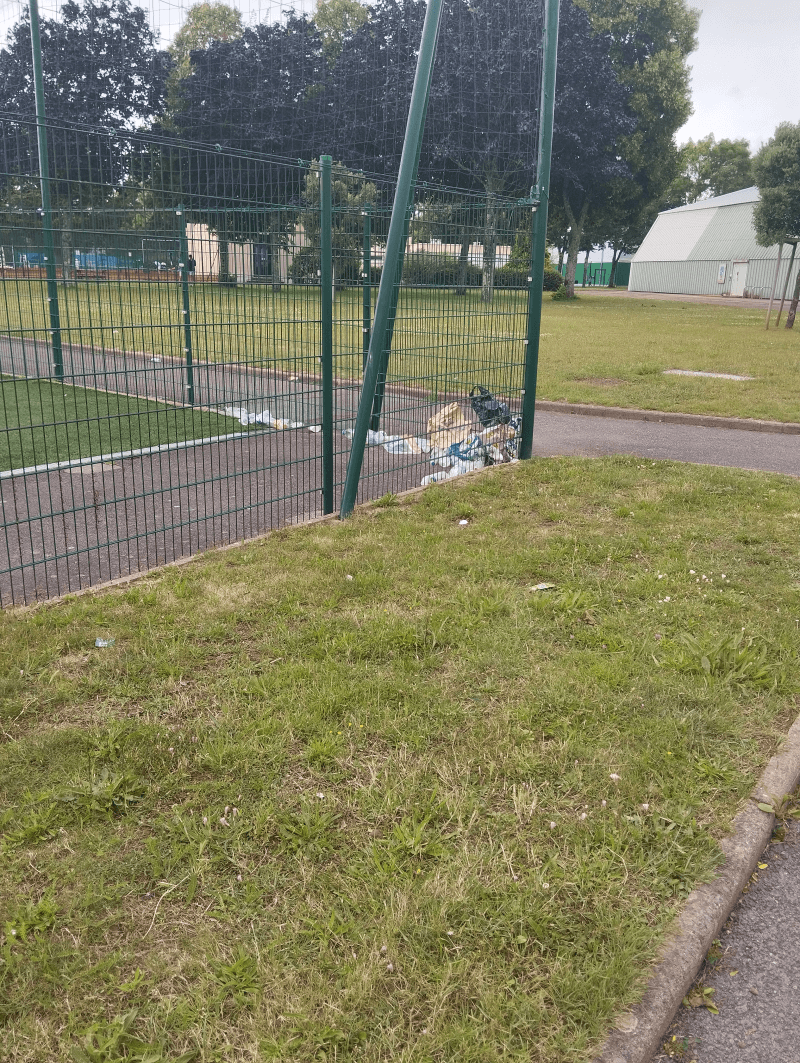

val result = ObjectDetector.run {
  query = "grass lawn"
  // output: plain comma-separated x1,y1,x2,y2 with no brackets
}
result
1,457,799,1062
0,376,245,471
2,281,799,422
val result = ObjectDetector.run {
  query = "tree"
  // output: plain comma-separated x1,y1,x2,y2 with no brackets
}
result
289,161,377,287
549,1,637,296
753,122,800,328
170,16,325,285
663,135,754,207
569,0,699,294
166,2,243,113
313,0,369,64
0,0,170,278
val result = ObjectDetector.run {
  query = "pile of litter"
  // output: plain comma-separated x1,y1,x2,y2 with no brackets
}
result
224,385,519,487
420,391,520,486
224,407,304,431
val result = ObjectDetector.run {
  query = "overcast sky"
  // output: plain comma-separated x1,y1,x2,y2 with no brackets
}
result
676,0,798,151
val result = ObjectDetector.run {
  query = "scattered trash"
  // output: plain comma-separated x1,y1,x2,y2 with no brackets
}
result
529,583,556,592
458,519,469,526
150,356,162,364
224,407,304,430
342,427,430,455
427,402,468,451
346,574,354,581
470,385,511,428
308,425,321,434
95,638,115,648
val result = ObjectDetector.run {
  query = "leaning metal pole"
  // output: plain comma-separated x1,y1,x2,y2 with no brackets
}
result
775,240,798,328
339,0,444,519
28,0,64,381
518,0,560,460
765,242,783,330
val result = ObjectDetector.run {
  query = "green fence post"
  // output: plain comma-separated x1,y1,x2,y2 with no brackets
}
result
320,156,335,515
519,0,560,461
28,0,64,382
362,204,372,370
369,80,433,434
340,1,443,519
176,206,195,405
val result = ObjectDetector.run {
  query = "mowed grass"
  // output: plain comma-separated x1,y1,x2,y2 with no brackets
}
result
2,279,800,421
1,457,799,1062
0,376,245,471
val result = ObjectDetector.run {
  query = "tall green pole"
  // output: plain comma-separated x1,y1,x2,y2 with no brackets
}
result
369,74,433,433
519,0,560,461
177,206,195,405
320,156,335,515
28,0,64,382
339,0,444,519
362,205,372,371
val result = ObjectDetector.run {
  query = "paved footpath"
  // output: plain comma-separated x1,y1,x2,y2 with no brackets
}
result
531,407,800,478
651,817,800,1063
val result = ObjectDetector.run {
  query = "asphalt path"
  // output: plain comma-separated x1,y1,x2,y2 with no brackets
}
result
529,409,800,479
651,817,800,1063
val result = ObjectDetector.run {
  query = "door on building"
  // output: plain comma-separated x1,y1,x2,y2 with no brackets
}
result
730,261,748,297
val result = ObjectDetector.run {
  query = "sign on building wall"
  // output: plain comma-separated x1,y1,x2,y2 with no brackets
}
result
717,263,726,284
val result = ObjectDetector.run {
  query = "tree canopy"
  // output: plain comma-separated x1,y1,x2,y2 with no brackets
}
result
664,135,754,207
753,122,800,247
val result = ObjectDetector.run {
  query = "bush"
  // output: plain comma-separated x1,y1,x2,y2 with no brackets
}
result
288,247,319,284
401,252,482,287
543,267,563,291
492,264,564,290
551,284,572,301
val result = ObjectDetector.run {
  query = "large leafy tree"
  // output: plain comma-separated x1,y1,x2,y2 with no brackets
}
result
753,122,800,328
165,1,243,115
328,0,635,301
569,0,698,293
0,0,170,275
170,16,325,285
549,0,637,295
663,134,754,207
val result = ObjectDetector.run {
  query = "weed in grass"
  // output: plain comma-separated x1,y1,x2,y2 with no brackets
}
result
674,632,785,690
60,767,145,822
275,801,339,857
0,800,60,851
3,895,56,946
373,492,400,508
68,1008,198,1063
210,949,260,1010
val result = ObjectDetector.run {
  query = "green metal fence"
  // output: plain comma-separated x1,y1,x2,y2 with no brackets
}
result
0,117,540,604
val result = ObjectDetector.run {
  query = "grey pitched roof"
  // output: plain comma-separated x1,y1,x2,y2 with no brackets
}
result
661,186,760,214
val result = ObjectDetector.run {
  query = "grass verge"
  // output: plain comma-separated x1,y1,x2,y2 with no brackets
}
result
1,457,799,1061
0,376,245,471
3,282,799,422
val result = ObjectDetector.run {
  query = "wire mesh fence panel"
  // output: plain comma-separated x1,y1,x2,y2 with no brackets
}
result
0,0,548,605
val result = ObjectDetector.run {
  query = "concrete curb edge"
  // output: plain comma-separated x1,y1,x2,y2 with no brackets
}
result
535,401,800,435
593,713,800,1063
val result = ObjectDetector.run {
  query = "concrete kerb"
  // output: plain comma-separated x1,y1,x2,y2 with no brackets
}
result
593,712,800,1063
535,400,800,436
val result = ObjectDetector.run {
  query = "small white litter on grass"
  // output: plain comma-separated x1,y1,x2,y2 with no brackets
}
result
663,369,754,381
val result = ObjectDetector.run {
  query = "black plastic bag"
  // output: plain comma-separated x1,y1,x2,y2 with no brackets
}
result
470,385,511,428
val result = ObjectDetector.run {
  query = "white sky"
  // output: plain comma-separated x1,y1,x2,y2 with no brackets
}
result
677,0,799,151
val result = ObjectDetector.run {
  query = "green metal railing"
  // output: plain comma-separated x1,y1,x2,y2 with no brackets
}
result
0,0,558,606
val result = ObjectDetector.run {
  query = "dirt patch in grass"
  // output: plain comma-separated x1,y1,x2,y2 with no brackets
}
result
1,457,799,1062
